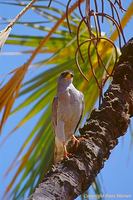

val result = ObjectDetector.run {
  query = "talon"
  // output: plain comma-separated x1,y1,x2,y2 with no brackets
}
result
72,135,79,147
64,151,69,159
63,142,71,159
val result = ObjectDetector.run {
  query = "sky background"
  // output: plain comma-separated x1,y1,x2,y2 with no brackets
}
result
0,1,133,200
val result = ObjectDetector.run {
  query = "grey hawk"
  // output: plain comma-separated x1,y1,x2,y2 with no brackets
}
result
52,70,84,163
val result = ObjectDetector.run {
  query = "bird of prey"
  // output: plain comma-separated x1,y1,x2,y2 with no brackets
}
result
52,70,84,163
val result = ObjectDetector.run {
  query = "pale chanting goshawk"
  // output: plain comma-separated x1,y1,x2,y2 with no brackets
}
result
52,70,84,163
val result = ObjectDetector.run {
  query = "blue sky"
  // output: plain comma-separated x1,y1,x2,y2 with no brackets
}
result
0,1,133,200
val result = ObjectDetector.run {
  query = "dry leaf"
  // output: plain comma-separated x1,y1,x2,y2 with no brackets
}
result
0,27,12,49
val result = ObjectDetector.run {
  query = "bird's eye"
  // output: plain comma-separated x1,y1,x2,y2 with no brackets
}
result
61,72,67,77
60,71,73,78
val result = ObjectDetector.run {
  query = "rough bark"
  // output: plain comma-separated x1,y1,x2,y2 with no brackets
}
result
29,38,133,200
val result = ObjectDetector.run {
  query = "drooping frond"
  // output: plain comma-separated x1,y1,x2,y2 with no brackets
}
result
66,0,128,104
0,0,37,50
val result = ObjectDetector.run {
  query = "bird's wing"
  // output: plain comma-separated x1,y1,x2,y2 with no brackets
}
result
52,96,65,163
52,96,58,132
52,96,65,141
74,92,84,133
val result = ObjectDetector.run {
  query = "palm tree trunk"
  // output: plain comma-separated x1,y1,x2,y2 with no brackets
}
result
28,38,133,200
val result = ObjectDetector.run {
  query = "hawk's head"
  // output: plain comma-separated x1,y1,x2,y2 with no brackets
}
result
59,70,74,81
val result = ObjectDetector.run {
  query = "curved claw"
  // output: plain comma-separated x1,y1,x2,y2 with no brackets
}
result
72,135,79,148
63,142,72,159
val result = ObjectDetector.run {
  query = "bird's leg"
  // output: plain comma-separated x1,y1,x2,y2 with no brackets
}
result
63,141,69,159
72,135,79,147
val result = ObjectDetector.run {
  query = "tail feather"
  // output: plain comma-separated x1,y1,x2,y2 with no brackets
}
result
54,137,64,164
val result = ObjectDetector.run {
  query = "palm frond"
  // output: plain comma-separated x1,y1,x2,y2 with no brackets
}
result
0,27,11,49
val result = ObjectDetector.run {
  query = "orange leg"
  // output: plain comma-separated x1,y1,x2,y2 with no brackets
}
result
63,142,69,159
72,135,79,147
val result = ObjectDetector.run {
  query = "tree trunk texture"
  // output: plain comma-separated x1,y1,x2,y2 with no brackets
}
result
29,38,133,200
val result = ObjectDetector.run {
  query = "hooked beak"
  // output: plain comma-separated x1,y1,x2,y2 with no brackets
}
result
65,72,73,80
